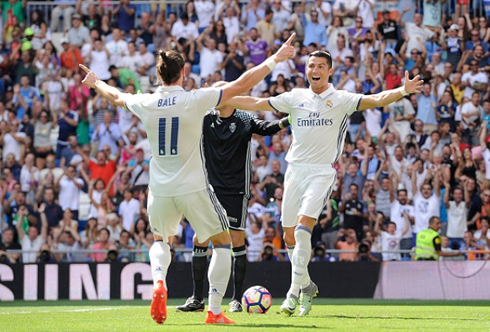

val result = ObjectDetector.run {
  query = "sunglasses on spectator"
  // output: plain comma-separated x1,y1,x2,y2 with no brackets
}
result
411,51,419,55
471,63,478,66
472,33,479,37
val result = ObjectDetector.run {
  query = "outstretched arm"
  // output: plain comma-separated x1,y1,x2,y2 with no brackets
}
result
358,71,423,111
224,96,275,112
79,64,131,107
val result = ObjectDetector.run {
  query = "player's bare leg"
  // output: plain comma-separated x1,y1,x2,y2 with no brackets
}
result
205,230,235,324
176,235,209,312
149,234,170,324
229,229,247,312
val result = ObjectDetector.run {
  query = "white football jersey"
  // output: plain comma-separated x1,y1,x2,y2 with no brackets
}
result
268,85,362,165
125,86,222,197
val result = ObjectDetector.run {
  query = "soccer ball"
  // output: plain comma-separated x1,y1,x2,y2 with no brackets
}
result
241,285,272,314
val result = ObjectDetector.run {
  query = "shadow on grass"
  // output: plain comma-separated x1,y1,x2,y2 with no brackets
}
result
320,314,478,321
169,323,326,329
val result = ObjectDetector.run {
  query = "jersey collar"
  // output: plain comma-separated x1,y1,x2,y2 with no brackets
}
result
310,84,336,99
156,85,185,92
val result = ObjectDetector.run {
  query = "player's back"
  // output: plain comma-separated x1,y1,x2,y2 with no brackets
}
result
125,85,222,196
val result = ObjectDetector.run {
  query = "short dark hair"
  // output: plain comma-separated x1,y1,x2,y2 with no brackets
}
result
429,216,439,226
157,50,185,85
308,51,333,69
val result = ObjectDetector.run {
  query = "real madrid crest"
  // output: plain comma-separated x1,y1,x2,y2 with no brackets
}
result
230,122,236,133
326,100,333,109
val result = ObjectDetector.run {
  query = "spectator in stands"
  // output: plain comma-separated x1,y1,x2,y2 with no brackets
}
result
416,83,438,133
334,228,357,262
0,228,21,263
258,159,284,201
339,183,367,241
50,1,76,33
105,27,129,67
341,161,368,198
114,0,136,33
1,121,26,163
239,28,269,66
56,165,84,220
241,0,265,32
17,203,47,263
196,27,223,82
92,111,121,156
444,179,470,249
90,227,112,262
119,188,140,231
56,100,79,160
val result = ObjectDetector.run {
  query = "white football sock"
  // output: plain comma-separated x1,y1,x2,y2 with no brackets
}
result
149,241,172,288
208,246,232,315
288,226,312,298
287,245,295,262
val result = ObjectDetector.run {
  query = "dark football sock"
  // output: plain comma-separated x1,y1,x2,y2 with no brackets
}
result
232,245,247,301
192,245,208,302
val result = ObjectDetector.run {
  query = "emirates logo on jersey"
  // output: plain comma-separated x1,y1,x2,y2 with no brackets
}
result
326,100,333,109
229,123,236,133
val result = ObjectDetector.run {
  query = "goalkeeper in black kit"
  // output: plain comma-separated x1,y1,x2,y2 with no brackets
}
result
177,82,290,313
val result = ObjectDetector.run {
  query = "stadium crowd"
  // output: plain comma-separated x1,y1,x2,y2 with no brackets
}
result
0,0,490,264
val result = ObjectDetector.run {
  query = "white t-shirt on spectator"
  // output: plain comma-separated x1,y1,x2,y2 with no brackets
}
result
223,16,239,44
90,50,111,81
356,0,375,28
273,8,292,33
339,78,356,93
195,0,215,29
329,47,354,63
461,101,481,129
271,59,294,81
3,132,26,162
404,22,434,55
20,166,39,192
364,108,381,137
22,235,45,263
390,200,414,239
483,149,490,179
381,231,402,261
59,176,84,211
105,39,129,66
119,198,141,231
199,47,223,79
171,20,199,41
120,53,143,73
461,71,488,98
446,201,468,238
313,2,332,27
413,192,440,233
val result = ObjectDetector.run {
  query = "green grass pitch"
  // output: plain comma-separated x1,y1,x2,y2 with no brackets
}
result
1,299,490,331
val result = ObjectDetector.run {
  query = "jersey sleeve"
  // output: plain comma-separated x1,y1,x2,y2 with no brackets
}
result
190,88,223,114
125,93,152,118
268,91,294,114
250,115,287,136
340,91,363,116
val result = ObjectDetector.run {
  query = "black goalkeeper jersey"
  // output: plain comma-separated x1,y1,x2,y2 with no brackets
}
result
202,109,287,197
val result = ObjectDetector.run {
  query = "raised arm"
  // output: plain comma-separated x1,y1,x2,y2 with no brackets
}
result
358,71,423,111
480,121,488,151
219,33,296,105
443,179,450,208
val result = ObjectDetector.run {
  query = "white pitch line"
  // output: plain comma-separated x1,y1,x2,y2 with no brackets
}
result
1,306,177,315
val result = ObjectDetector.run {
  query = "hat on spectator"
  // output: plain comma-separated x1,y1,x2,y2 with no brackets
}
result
24,27,34,37
449,24,459,31
60,38,69,45
72,14,82,20
382,10,390,15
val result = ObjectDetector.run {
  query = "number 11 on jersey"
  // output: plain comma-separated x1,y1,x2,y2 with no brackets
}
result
158,117,179,156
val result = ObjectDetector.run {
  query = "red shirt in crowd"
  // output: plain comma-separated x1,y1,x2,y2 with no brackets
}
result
385,72,402,90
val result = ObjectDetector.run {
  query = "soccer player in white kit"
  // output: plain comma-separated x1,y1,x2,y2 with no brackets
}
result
225,51,423,316
78,34,295,325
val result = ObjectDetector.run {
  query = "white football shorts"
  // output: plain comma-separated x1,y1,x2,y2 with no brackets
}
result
147,186,229,242
281,163,337,228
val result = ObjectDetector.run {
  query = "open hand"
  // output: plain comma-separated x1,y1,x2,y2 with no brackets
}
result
403,71,423,94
